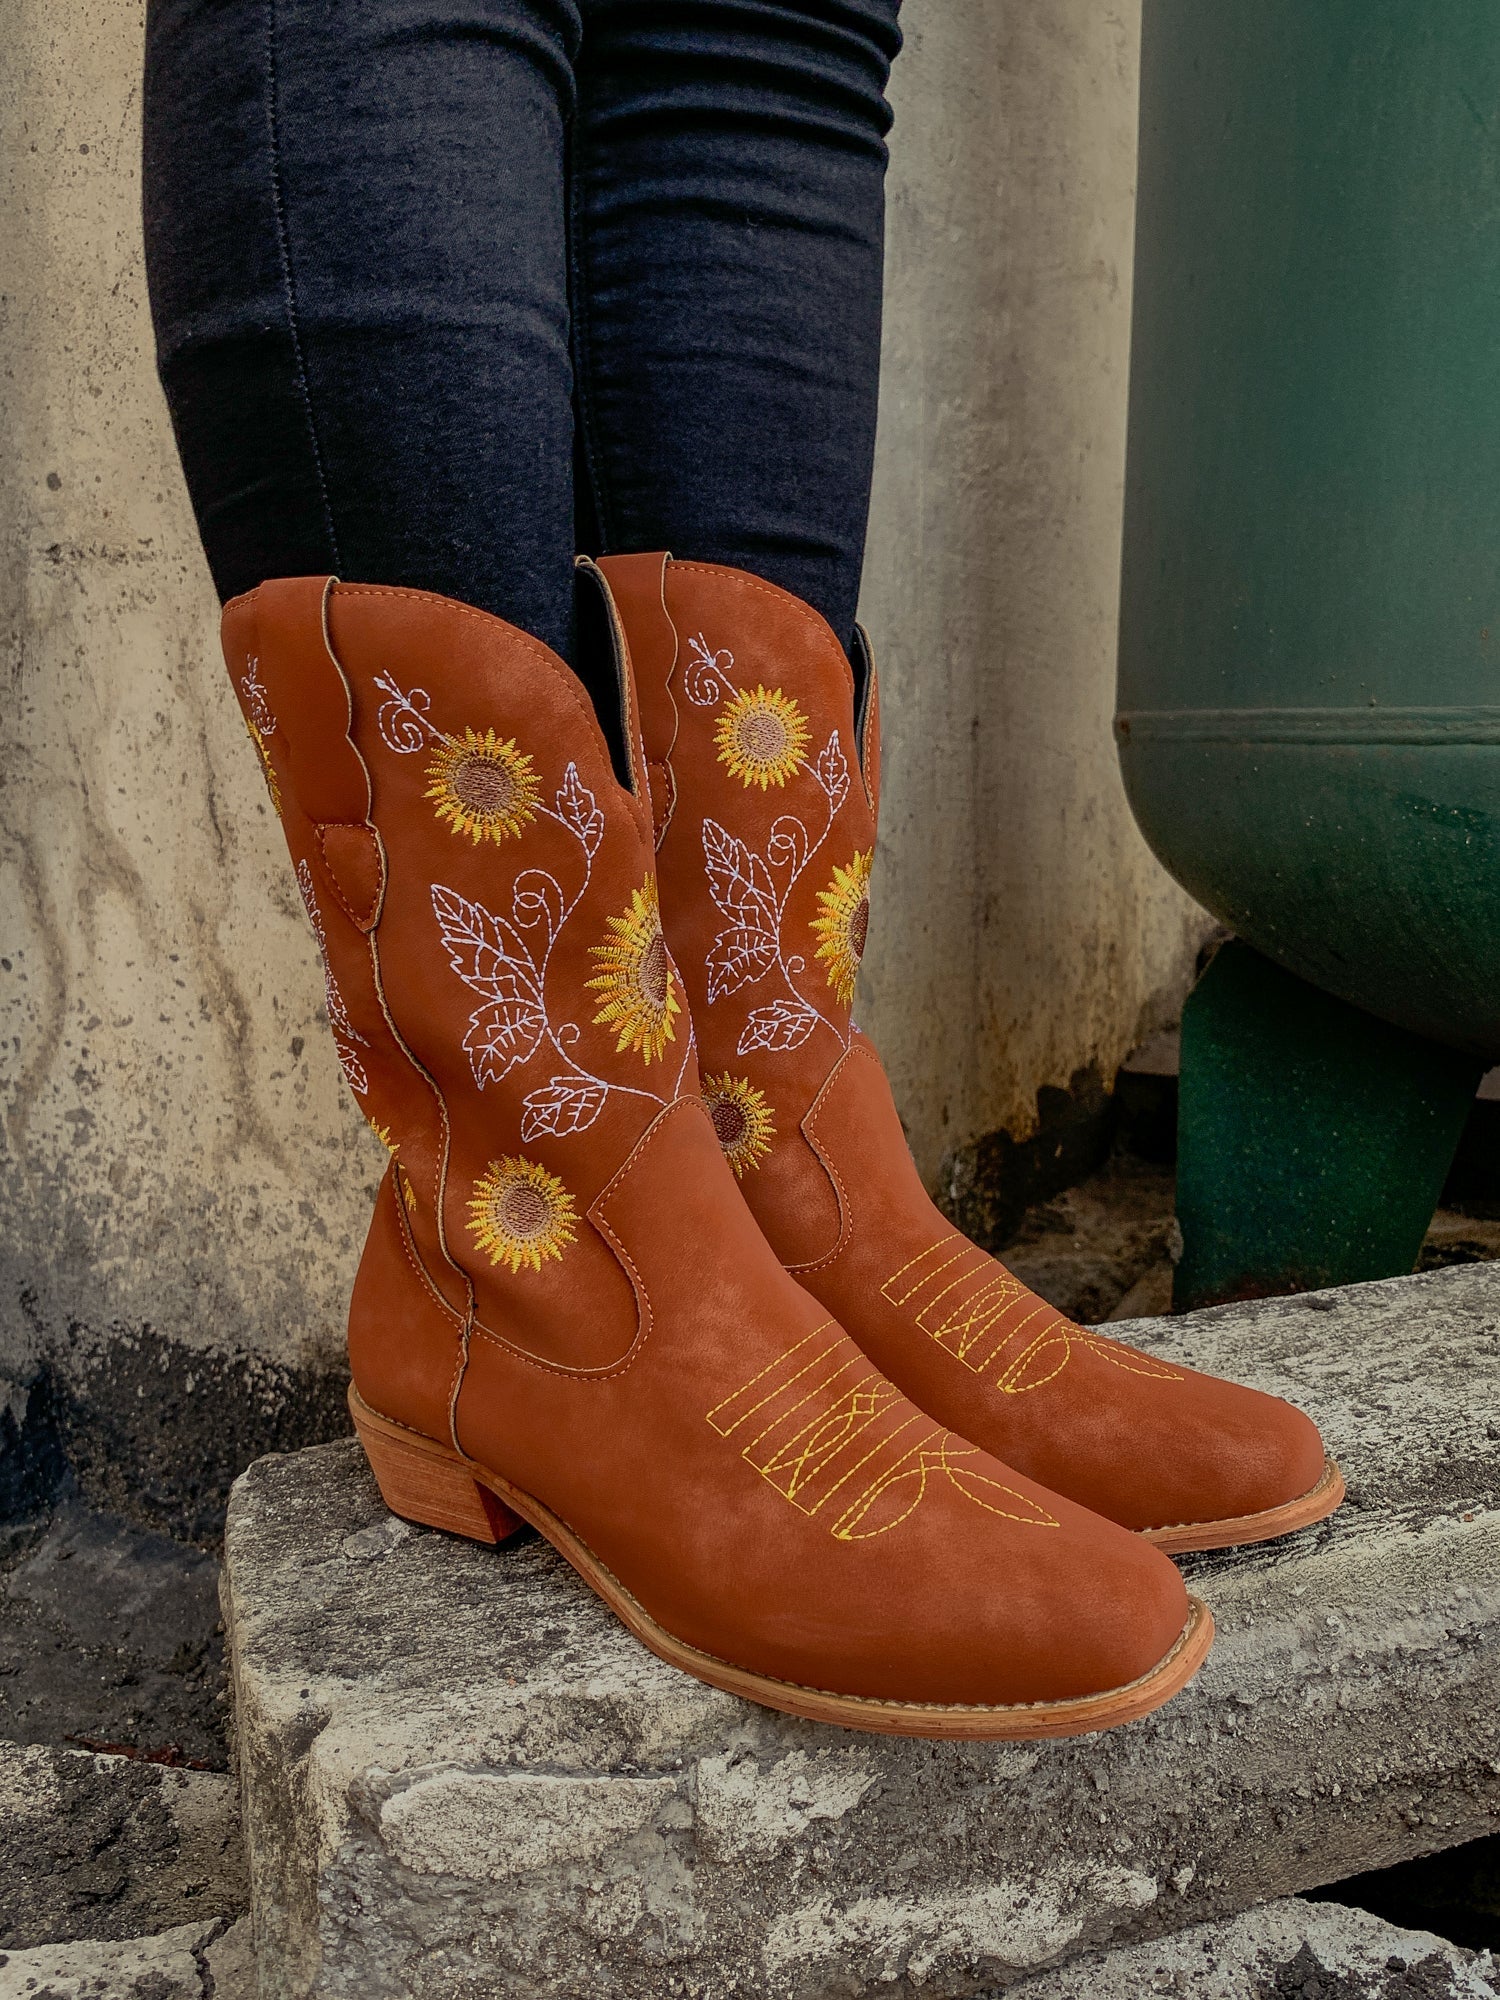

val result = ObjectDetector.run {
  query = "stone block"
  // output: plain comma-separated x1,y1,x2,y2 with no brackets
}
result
0,1743,243,1951
1009,1897,1499,1998
225,1264,1500,1999
0,1916,253,2000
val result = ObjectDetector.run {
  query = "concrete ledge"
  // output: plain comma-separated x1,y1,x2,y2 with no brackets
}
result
1009,1897,1499,1998
225,1264,1500,1999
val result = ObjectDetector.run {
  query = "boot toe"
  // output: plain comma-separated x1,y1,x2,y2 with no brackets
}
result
1165,1378,1329,1530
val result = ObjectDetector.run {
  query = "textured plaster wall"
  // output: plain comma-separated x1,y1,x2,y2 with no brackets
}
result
0,0,1206,1503
860,4,1211,1181
0,0,376,1525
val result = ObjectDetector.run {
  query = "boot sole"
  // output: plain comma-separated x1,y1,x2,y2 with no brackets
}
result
348,1386,1214,1741
1139,1455,1345,1554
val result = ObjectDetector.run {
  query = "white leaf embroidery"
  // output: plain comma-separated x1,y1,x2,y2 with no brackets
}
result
336,1047,370,1096
294,860,369,1095
522,1076,609,1141
702,819,777,930
813,730,850,812
738,998,818,1054
707,925,778,1003
684,634,734,707
295,862,366,1048
240,656,276,738
463,996,546,1089
431,885,540,1000
556,762,605,857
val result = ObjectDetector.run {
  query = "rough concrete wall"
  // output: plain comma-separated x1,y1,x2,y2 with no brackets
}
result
0,0,1207,1524
860,3,1212,1184
0,0,377,1532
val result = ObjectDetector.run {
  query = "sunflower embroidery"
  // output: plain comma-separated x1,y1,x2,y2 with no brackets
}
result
426,728,541,843
585,878,681,1063
373,1124,417,1212
811,849,873,1007
701,1074,775,1177
467,1156,578,1273
714,686,811,790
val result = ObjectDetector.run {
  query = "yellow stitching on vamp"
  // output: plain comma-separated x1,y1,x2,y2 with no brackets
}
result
705,1322,840,1432
752,1372,902,1487
880,1235,965,1304
737,1356,872,1456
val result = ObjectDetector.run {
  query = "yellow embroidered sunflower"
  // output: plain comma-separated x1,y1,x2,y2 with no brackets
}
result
467,1156,578,1273
425,728,540,843
585,878,681,1063
245,720,282,816
701,1074,775,1177
714,685,811,789
811,848,873,1006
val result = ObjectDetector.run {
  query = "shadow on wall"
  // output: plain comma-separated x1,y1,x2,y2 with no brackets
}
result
1,1332,348,1550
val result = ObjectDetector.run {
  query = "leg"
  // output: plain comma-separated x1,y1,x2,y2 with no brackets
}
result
1174,941,1484,1311
143,0,581,659
569,0,903,653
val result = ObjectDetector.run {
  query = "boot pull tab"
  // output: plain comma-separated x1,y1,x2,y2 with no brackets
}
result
575,556,657,829
593,551,679,845
314,823,385,932
223,576,388,926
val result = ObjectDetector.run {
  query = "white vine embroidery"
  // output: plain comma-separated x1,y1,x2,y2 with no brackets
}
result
296,859,369,1096
373,672,437,754
683,634,738,708
695,732,851,1058
432,762,684,1138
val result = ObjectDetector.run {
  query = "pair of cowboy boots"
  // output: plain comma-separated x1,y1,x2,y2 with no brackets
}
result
221,559,1340,1740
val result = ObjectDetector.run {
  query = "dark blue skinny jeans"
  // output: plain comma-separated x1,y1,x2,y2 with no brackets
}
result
142,0,903,667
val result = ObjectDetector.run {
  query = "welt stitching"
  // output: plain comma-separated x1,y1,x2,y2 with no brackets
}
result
1144,1479,1332,1536
263,0,341,570
539,1564,1208,1716
348,1406,1209,1715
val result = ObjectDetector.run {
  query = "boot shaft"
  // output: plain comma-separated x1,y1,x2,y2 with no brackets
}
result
220,572,698,1371
599,553,884,1259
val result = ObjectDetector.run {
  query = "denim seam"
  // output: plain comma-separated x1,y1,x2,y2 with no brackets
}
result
264,0,342,571
566,106,617,554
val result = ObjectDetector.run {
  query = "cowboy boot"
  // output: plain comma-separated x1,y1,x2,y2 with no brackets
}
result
218,567,1211,1737
599,552,1343,1554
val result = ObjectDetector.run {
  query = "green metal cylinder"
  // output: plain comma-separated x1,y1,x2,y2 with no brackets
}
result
1117,3,1500,1061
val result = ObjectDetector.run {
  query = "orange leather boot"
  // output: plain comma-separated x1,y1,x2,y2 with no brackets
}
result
218,569,1212,1737
599,552,1343,1555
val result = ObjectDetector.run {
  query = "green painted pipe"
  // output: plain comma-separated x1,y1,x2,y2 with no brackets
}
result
1117,1,1500,1062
